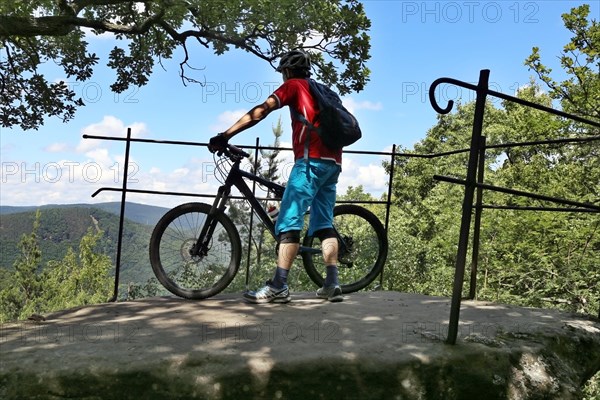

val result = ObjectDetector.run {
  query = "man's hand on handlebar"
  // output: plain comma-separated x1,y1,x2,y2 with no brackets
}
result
208,133,228,153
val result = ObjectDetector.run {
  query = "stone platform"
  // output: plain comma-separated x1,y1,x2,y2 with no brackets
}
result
1,291,599,399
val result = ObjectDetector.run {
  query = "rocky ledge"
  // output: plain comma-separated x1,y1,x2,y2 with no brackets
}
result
1,291,599,399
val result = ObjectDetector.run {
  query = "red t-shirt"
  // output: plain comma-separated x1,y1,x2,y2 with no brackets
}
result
272,79,342,164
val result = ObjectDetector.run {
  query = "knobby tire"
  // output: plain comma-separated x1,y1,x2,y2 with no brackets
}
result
302,204,388,293
149,202,241,299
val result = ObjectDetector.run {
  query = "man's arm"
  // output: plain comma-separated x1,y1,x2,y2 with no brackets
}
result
221,95,280,140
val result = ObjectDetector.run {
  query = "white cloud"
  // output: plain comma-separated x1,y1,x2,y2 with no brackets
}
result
128,122,148,138
338,156,388,197
0,159,124,207
209,110,247,133
81,115,147,138
0,115,156,207
151,180,167,192
1,129,390,209
173,168,190,177
342,98,383,114
77,116,148,153
76,139,99,154
85,148,113,167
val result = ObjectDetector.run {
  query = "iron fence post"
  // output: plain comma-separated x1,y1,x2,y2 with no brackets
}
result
469,136,487,300
447,70,489,344
244,137,261,290
380,144,397,286
109,127,131,302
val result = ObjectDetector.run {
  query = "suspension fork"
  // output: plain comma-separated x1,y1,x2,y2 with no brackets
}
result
191,184,231,257
336,229,353,265
329,224,352,264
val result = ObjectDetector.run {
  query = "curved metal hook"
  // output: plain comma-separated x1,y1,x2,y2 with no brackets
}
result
428,77,480,115
429,78,454,114
91,187,121,197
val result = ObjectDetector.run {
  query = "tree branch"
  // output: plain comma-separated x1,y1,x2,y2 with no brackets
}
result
71,0,133,14
1,0,372,129
0,10,165,37
0,16,75,36
159,19,276,64
74,10,165,34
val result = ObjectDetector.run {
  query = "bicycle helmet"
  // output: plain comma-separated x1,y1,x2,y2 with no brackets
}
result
276,50,311,72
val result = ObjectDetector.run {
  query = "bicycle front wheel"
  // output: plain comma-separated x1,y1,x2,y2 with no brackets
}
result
149,202,242,299
302,204,388,293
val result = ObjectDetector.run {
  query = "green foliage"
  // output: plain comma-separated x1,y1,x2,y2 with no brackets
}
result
0,0,371,130
125,277,161,301
583,372,600,400
0,212,113,322
382,7,599,323
383,101,505,296
525,4,599,122
0,211,45,321
384,80,599,315
0,206,157,289
41,228,113,311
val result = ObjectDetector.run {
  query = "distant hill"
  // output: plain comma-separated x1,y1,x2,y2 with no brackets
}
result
0,202,170,225
0,202,172,289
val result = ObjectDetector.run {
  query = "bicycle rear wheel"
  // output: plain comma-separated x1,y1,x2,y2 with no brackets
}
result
149,202,242,299
302,204,388,293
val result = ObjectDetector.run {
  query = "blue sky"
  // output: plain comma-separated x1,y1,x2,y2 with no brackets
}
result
1,1,596,208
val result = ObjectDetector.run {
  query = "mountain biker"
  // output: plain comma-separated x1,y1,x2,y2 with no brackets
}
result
208,49,343,303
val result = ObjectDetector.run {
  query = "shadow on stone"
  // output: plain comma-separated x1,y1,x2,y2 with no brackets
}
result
1,291,599,399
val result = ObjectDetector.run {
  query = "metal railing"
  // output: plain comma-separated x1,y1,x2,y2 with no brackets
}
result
84,69,600,345
83,133,402,302
428,69,600,344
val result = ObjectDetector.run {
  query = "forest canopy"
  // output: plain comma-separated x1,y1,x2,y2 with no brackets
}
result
0,0,371,130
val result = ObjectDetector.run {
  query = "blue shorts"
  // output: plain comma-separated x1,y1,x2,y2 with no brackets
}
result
275,159,341,237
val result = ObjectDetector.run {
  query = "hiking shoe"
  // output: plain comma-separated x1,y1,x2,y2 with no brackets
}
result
316,285,343,302
244,281,291,304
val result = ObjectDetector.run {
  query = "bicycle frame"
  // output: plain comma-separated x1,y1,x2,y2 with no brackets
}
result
148,144,387,299
191,153,325,258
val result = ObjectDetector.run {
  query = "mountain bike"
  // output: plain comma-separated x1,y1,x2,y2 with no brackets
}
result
149,143,388,300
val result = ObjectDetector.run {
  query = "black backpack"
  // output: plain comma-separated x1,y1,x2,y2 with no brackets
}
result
293,79,362,151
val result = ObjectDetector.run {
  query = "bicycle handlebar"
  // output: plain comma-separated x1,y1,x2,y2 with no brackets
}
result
211,143,250,161
227,144,250,159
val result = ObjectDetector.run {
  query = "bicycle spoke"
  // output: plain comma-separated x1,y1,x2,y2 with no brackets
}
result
150,203,241,299
302,204,387,292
